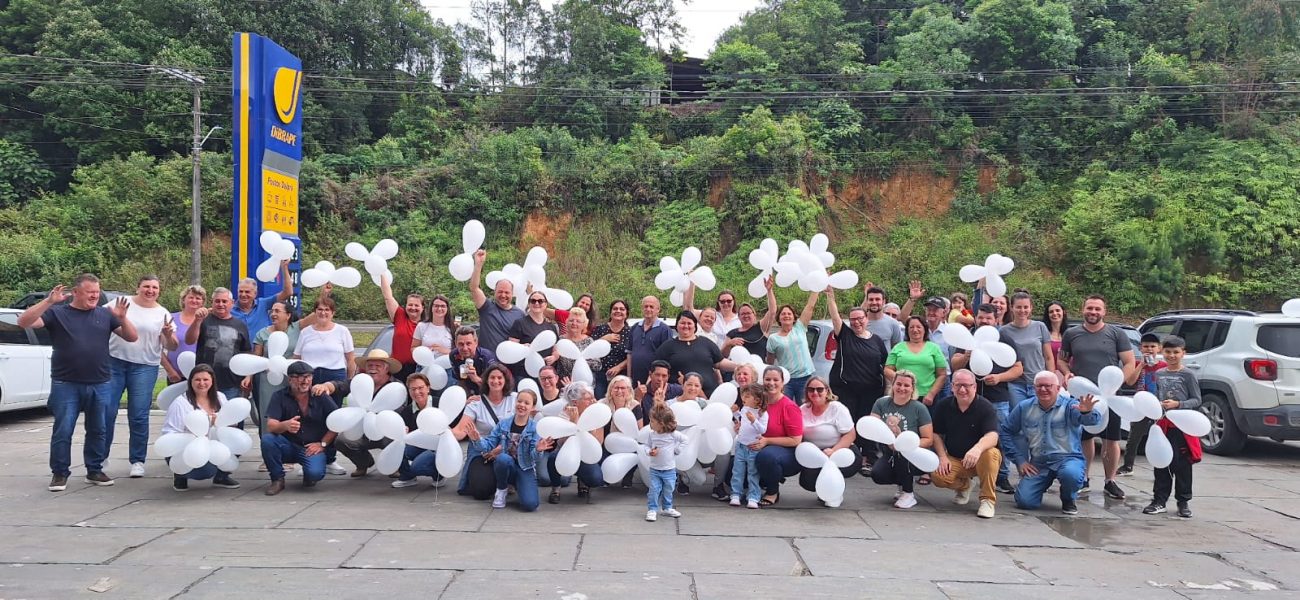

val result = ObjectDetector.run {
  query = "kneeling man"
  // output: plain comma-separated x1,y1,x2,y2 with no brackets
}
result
930,369,1002,518
1001,371,1101,515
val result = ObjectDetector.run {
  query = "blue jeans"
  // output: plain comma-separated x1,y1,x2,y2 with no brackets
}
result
49,380,112,477
397,445,442,481
537,450,602,489
730,444,762,502
784,375,810,405
647,468,677,511
1014,456,1086,510
493,453,540,512
107,358,159,464
1009,381,1034,405
756,445,801,495
993,401,1013,483
593,371,609,400
313,367,348,393
260,434,327,483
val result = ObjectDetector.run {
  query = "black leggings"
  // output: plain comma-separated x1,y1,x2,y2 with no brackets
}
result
870,450,920,493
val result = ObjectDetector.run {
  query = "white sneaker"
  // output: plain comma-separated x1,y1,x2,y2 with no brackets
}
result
492,489,508,508
325,463,346,476
729,495,741,506
129,463,146,478
747,499,760,509
391,478,420,489
662,508,681,518
645,510,657,521
894,492,918,509
430,478,447,488
977,499,996,519
953,484,971,505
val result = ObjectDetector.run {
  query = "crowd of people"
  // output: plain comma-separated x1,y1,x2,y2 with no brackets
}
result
23,249,1202,520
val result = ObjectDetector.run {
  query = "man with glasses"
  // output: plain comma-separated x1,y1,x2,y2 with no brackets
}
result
825,288,888,472
262,361,339,495
311,349,403,477
929,370,1002,518
951,303,1023,494
1001,371,1101,515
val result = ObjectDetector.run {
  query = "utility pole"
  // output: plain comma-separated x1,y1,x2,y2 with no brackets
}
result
153,66,216,285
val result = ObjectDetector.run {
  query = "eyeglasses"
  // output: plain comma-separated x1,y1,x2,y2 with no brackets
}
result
288,373,312,379
529,299,546,305
1034,384,1057,389
718,299,733,304
806,387,827,394
953,383,976,389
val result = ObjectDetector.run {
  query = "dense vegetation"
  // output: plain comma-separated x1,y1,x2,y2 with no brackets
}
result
1,0,1297,320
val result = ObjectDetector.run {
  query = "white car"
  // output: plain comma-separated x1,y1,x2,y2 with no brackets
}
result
0,308,52,412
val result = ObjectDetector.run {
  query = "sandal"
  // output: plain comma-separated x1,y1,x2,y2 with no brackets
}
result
918,475,931,485
759,492,780,507
548,488,560,504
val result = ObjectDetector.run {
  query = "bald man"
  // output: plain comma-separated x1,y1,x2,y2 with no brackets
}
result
629,296,672,384
468,249,523,353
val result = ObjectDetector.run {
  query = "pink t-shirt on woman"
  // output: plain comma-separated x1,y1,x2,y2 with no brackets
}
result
763,396,804,438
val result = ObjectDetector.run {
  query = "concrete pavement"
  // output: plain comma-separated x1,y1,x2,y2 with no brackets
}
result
1,409,1298,599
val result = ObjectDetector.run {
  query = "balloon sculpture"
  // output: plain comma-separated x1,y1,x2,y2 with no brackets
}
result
795,442,857,507
939,324,1017,377
536,403,611,477
553,338,611,384
345,238,399,287
600,407,644,484
411,346,451,390
229,330,293,386
300,260,363,288
772,235,858,293
856,415,940,473
448,220,486,282
959,253,1015,298
655,246,716,307
325,374,408,443
255,231,296,283
496,330,558,378
155,396,253,475
485,246,574,310
157,351,195,412
746,238,780,298
407,386,468,478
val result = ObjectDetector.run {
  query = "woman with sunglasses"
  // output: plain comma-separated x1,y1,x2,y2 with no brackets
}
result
507,290,559,379
797,375,859,507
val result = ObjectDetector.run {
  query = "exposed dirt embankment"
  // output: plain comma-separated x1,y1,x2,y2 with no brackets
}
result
822,163,1000,232
518,211,573,255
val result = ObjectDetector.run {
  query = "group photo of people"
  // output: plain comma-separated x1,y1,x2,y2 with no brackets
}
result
24,244,1204,523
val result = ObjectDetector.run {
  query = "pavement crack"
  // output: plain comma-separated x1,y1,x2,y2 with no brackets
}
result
100,526,176,565
785,537,811,576
435,569,462,599
688,571,699,600
167,565,222,599
338,530,380,568
571,533,584,571
270,499,319,528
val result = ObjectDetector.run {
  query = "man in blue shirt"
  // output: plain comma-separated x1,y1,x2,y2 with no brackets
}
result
232,260,293,336
629,295,672,385
1001,371,1101,515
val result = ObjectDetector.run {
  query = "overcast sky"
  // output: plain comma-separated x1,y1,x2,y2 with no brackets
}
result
419,1,765,58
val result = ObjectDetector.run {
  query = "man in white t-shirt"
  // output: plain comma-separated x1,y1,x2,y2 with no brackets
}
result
106,275,179,478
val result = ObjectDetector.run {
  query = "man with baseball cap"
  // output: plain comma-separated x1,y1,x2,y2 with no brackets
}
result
262,360,339,495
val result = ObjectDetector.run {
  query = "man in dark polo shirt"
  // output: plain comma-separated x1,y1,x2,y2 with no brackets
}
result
262,361,339,495
20,275,138,492
929,369,1002,519
951,303,1023,494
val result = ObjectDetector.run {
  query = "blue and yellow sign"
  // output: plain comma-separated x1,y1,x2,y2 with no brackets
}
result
232,33,303,309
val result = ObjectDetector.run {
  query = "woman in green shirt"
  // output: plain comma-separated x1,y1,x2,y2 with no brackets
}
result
884,316,948,409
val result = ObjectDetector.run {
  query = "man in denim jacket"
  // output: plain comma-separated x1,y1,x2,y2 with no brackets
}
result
1001,371,1102,515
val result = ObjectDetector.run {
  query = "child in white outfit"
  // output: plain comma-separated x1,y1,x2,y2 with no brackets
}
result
730,383,770,509
646,403,687,521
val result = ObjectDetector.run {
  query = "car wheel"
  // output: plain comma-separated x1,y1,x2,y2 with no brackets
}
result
1201,392,1246,456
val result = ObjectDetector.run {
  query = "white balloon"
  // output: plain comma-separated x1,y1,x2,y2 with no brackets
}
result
1145,425,1174,468
436,429,464,476
795,442,828,469
326,405,366,434
372,383,409,413
578,430,603,464
670,401,702,428
449,253,474,281
576,402,612,432
155,382,187,413
216,426,253,455
155,432,195,457
985,274,1007,298
1283,298,1300,318
674,434,701,471
605,432,640,454
376,440,405,475
691,266,717,291
984,342,1018,369
682,463,708,487
524,246,548,268
1067,376,1102,400
613,407,639,436
815,461,846,503
601,452,640,484
183,408,210,437
183,437,211,470
1166,409,1212,437
229,354,269,377
363,412,382,441
462,220,485,254
301,266,330,288
215,397,252,427
375,410,407,441
747,275,768,299
439,387,468,420
537,416,579,440
1134,391,1164,420
332,267,362,288
207,439,232,467
1083,397,1110,435
894,430,920,453
958,264,986,283
901,447,940,472
345,242,369,261
700,403,733,430
495,341,530,365
556,438,582,476
827,270,859,290
349,374,375,410
708,382,738,406
538,398,569,417
1109,394,1140,422
970,352,994,377
219,455,241,474
1097,366,1125,395
405,430,440,451
856,416,896,446
986,253,1015,275
707,427,734,455
798,269,829,293
829,447,856,469
169,455,194,475
940,324,976,351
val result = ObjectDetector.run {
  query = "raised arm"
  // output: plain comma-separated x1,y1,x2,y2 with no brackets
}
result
799,291,819,326
683,282,699,317
379,272,400,322
469,249,488,309
110,297,138,343
760,276,777,332
900,280,923,317
274,260,293,302
16,285,66,329
826,287,843,333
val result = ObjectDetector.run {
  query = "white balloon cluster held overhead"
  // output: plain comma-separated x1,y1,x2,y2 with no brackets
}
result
156,351,195,412
255,231,296,283
536,403,612,477
748,234,858,298
485,245,574,310
300,260,362,289
229,330,293,385
406,386,468,479
448,220,486,282
346,239,399,287
939,323,1017,376
655,247,716,307
856,416,941,473
155,396,253,475
959,253,1016,298
1065,366,1211,468
325,374,410,473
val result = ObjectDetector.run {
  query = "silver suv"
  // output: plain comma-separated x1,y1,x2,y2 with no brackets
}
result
1139,310,1300,455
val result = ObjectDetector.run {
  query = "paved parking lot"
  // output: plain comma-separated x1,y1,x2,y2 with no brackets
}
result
1,408,1298,599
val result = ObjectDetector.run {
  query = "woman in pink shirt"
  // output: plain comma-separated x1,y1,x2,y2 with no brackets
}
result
753,366,804,506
